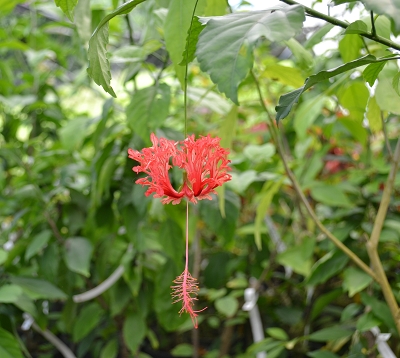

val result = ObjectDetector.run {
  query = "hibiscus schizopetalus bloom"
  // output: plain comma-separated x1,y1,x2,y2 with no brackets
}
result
128,134,231,327
128,133,231,204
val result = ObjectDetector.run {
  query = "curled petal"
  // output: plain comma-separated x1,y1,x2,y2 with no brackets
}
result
127,134,185,204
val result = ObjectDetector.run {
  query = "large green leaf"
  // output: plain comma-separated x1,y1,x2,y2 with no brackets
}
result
0,328,23,358
343,267,373,297
276,54,398,121
164,0,199,84
126,83,171,141
9,276,67,300
64,237,93,277
73,303,103,342
123,312,146,354
55,0,78,21
308,326,353,342
87,0,147,97
360,0,400,35
307,251,349,286
196,4,305,104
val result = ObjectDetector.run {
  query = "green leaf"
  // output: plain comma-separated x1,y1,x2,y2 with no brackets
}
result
100,339,118,358
254,179,283,250
123,312,146,354
0,249,7,265
196,4,305,104
64,237,93,277
267,327,289,341
204,0,227,16
55,0,78,21
73,303,103,342
126,83,171,141
285,38,313,71
277,238,315,276
308,326,353,342
366,96,382,133
9,276,67,300
363,61,387,86
171,343,194,357
337,81,369,121
215,296,239,317
25,230,52,260
179,17,204,66
343,267,373,297
310,183,353,208
304,23,334,49
308,351,340,358
74,0,92,43
243,143,275,163
276,54,390,120
165,0,199,84
376,76,400,114
0,327,24,358
356,311,381,332
360,293,397,332
310,289,342,321
307,251,349,286
293,96,326,139
344,20,368,34
339,34,362,63
87,0,147,97
59,117,91,151
263,63,305,88
360,0,400,35
392,71,400,96
0,284,23,303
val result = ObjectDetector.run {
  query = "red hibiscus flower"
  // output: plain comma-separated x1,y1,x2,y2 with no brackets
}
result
128,133,231,204
128,133,231,328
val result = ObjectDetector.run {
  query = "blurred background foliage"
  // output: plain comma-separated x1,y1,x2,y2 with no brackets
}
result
0,0,400,357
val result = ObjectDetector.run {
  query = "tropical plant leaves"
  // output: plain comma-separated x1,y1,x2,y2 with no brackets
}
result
275,54,399,121
196,4,305,104
126,83,171,141
87,0,147,97
55,0,78,21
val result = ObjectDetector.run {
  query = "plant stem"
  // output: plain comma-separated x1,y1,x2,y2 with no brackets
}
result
370,11,376,37
184,0,200,137
250,70,379,282
279,0,400,52
366,138,400,333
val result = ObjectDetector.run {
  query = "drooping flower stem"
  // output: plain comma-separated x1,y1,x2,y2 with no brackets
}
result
171,201,205,328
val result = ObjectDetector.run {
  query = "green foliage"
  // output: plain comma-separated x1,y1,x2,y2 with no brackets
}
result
196,4,305,103
1,0,400,356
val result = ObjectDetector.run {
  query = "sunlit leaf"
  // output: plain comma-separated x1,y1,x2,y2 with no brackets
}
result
87,0,147,97
64,237,93,277
344,20,368,34
343,267,373,297
55,0,78,21
196,4,305,104
0,328,24,358
276,54,396,121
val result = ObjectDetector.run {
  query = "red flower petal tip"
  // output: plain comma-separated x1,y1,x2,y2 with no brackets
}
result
171,269,207,329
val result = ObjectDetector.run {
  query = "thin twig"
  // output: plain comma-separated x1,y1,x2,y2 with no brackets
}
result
366,139,400,335
32,322,76,358
125,15,134,45
250,69,379,282
279,0,400,52
370,11,376,37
